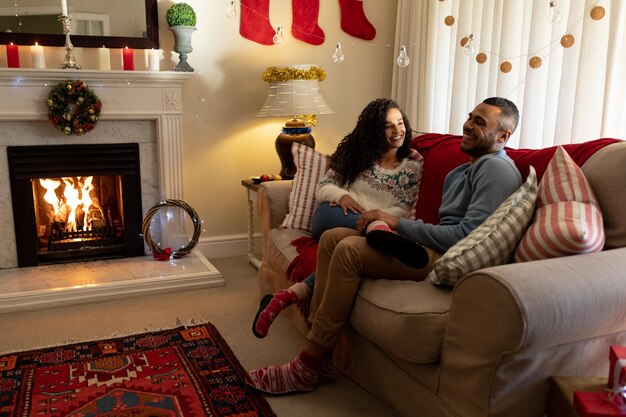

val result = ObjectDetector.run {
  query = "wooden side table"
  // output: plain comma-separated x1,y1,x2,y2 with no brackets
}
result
241,180,262,269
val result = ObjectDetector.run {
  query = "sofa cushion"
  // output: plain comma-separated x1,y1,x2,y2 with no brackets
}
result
350,279,452,363
426,168,538,287
515,147,604,262
411,134,468,225
581,142,626,249
280,143,329,231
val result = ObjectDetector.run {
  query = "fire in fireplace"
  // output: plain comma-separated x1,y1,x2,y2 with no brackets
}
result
8,144,144,267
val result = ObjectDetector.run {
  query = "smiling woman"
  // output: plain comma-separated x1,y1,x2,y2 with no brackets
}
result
0,0,158,48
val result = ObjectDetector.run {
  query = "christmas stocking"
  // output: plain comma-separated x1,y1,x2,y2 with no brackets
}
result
292,0,325,45
338,0,376,40
240,0,276,45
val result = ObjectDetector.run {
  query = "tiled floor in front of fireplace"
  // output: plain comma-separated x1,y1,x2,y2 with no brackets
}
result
0,251,223,313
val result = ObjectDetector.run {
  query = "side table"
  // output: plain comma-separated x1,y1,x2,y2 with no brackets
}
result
241,179,262,269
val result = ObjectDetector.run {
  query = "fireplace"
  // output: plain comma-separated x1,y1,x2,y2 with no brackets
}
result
8,143,144,267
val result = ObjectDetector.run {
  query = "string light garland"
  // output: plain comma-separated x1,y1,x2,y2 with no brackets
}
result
438,0,605,74
46,80,102,136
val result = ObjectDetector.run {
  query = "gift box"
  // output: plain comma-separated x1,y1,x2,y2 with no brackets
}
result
573,391,626,417
609,346,626,390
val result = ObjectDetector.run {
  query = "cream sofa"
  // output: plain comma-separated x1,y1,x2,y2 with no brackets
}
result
255,134,626,417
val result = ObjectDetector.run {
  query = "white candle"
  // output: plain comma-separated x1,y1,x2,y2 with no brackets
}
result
61,0,68,16
98,46,110,70
31,42,45,69
149,48,160,71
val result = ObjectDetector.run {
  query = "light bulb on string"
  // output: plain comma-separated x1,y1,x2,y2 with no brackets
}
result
332,42,345,63
548,0,562,23
463,34,478,56
396,45,410,68
273,26,284,45
226,0,237,19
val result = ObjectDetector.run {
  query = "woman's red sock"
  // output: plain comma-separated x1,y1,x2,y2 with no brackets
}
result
252,282,311,338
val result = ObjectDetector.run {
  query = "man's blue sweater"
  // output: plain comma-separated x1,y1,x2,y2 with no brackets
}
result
397,149,522,253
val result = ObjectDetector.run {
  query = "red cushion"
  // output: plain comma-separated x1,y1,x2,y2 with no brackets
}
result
411,133,621,225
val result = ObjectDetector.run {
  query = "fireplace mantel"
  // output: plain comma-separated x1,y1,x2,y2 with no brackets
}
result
0,68,194,269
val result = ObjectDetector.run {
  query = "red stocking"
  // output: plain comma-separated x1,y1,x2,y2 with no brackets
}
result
338,0,376,40
240,0,276,45
292,0,325,45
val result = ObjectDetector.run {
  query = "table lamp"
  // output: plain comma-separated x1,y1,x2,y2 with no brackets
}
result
257,65,334,179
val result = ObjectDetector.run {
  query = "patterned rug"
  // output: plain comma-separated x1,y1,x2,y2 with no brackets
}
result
0,323,275,417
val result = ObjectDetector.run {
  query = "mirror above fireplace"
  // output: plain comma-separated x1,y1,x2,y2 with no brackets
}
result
0,0,158,48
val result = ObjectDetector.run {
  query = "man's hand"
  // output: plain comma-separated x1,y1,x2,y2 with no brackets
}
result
357,209,400,232
337,194,365,215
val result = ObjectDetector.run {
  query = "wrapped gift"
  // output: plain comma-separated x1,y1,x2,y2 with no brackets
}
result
609,346,626,390
574,391,626,417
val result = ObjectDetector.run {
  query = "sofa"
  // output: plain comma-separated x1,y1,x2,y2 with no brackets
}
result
255,133,626,417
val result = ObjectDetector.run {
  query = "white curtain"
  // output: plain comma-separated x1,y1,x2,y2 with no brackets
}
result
392,0,626,148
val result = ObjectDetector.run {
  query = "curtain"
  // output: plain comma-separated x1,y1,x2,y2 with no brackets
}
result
392,0,626,148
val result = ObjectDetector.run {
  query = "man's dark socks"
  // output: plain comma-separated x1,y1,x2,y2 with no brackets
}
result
366,230,429,269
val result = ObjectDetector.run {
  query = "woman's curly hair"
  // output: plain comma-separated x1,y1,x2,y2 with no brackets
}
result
329,98,413,186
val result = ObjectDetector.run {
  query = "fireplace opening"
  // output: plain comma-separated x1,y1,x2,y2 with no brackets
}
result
8,144,144,267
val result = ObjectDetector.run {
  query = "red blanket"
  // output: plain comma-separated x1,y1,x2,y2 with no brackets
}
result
286,236,318,283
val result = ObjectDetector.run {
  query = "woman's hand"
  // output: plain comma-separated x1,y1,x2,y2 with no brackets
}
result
357,209,400,232
337,195,365,215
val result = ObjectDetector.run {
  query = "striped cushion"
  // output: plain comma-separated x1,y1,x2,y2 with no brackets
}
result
514,146,604,262
426,167,537,287
280,143,329,231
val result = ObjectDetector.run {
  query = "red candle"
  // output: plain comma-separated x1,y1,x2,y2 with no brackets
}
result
122,47,134,71
6,43,19,68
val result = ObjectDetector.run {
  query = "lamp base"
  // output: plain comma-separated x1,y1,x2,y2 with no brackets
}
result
275,118,315,180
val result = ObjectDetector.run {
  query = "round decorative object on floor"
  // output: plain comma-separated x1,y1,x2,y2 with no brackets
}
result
142,199,201,260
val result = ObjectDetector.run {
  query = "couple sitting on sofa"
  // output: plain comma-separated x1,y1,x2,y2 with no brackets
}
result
247,96,523,394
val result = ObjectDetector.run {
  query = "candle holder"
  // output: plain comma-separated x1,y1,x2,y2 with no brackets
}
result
58,15,81,69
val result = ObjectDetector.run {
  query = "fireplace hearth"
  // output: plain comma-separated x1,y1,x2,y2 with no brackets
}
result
8,143,144,267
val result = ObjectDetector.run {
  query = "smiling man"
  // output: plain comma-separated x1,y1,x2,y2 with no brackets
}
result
246,97,522,395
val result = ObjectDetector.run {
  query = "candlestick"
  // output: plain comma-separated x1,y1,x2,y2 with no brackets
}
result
6,43,19,68
98,46,110,70
122,47,134,71
61,0,68,16
31,42,45,69
149,48,160,71
58,14,81,69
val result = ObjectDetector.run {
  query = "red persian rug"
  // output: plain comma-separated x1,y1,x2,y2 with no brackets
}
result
0,323,275,417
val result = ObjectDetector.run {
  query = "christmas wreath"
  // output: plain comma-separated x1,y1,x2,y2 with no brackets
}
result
46,80,102,136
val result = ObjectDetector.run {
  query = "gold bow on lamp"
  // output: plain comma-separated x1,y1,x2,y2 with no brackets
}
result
257,65,334,180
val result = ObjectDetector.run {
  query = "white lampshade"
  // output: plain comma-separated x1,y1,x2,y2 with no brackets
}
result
257,65,334,117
